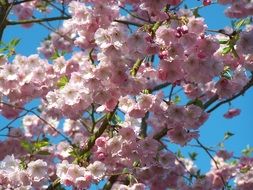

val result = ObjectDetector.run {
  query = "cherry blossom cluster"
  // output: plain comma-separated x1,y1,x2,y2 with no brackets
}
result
0,155,48,189
0,54,57,118
218,0,253,18
0,0,252,189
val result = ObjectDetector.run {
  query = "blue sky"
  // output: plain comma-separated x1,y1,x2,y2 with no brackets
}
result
1,0,253,188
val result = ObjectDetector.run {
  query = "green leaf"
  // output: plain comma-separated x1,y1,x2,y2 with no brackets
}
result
234,17,252,30
176,150,183,158
0,47,9,52
50,50,60,60
221,67,232,80
219,40,229,45
113,114,122,124
20,140,34,153
240,166,251,173
222,46,232,55
218,142,224,148
122,168,130,174
242,145,253,157
230,160,237,165
193,8,201,17
187,98,204,109
224,131,234,140
34,140,50,149
152,21,162,32
19,159,27,170
189,152,198,161
173,95,181,104
9,38,20,47
57,75,69,89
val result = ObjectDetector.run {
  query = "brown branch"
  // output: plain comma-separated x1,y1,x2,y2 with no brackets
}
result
203,94,219,110
0,1,13,41
7,15,71,25
12,0,35,5
207,77,253,113
113,19,143,27
139,112,149,138
153,127,172,140
82,104,118,155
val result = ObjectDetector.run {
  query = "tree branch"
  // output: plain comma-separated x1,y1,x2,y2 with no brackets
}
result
113,19,143,27
82,104,118,155
7,15,71,25
203,94,219,110
207,78,253,113
12,0,36,5
139,112,149,138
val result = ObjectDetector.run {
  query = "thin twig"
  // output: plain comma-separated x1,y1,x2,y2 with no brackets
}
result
195,139,227,189
0,101,72,143
0,107,36,133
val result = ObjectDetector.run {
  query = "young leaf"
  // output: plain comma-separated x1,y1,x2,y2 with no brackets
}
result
173,95,181,104
34,140,50,149
20,140,34,153
187,98,204,108
242,145,253,157
189,152,198,161
193,8,201,17
222,46,232,55
57,75,69,89
234,17,252,30
219,40,229,45
224,131,234,140
9,38,21,47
